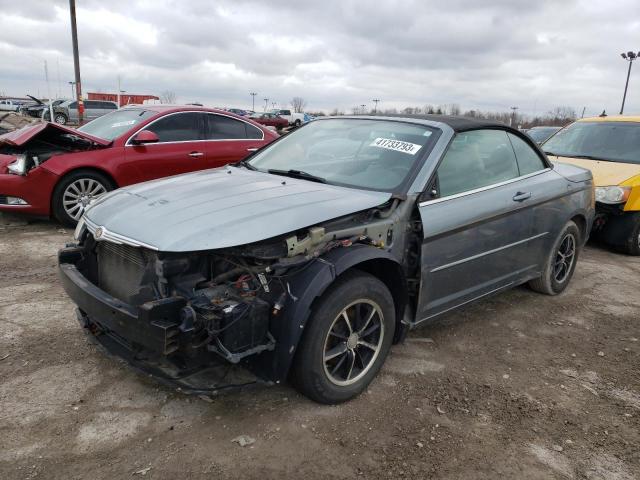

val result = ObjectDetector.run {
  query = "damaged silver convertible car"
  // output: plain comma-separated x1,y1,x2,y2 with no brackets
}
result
59,116,594,403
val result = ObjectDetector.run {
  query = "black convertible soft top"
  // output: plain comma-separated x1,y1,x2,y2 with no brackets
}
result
374,114,507,132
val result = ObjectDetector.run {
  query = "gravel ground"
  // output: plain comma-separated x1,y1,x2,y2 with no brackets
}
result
0,213,638,480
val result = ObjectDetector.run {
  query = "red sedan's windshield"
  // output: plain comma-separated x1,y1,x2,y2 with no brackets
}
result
78,109,156,141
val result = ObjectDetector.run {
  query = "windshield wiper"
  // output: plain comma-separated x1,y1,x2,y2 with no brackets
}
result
232,159,257,170
544,152,611,162
567,154,611,162
267,168,327,183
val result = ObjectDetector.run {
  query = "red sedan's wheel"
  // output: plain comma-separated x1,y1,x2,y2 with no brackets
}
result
52,170,115,227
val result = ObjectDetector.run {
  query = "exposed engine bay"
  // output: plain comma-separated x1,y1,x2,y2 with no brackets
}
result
64,198,418,390
0,123,101,175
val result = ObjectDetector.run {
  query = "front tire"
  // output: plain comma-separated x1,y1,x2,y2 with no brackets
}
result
529,220,581,295
54,113,68,125
52,170,114,227
616,213,640,256
294,119,302,127
291,271,395,404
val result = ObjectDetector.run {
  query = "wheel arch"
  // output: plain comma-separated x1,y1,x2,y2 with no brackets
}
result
570,213,588,244
341,258,408,339
50,167,118,217
249,245,408,383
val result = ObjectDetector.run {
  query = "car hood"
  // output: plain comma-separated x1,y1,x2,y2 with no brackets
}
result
84,167,392,252
550,156,640,186
0,122,111,147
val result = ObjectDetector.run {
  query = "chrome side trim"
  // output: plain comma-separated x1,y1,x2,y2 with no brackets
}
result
84,218,159,251
418,168,551,206
430,231,548,273
124,110,265,146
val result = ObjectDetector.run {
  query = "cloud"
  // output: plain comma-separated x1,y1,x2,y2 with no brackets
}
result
0,0,639,116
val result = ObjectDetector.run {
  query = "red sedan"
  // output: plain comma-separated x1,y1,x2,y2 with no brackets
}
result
0,106,278,225
248,112,289,130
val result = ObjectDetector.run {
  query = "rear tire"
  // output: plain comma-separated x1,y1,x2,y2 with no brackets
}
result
291,271,395,404
52,170,115,227
529,220,581,295
294,119,302,127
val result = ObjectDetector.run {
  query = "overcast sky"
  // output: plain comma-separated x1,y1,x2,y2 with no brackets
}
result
1,0,639,116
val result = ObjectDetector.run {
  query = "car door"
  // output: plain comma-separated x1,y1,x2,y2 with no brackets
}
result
124,111,208,182
67,101,79,123
202,113,266,168
506,131,568,262
416,128,540,321
84,101,101,120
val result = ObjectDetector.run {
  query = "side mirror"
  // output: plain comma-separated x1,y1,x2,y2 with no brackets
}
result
131,130,159,145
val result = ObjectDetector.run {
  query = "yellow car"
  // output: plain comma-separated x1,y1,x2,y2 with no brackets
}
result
542,115,640,255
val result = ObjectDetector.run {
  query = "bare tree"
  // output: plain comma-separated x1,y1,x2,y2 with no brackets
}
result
329,108,343,116
291,97,307,113
446,104,461,116
546,106,577,124
160,90,177,104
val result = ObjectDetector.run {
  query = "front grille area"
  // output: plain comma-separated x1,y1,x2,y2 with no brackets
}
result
96,241,154,304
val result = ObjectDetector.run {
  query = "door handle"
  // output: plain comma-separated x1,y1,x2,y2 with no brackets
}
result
512,191,531,202
247,148,258,152
188,152,204,157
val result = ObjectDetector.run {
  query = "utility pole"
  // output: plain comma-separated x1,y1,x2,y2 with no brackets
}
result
69,0,83,124
581,106,586,118
372,99,380,114
510,106,518,126
360,104,366,115
44,61,54,121
263,98,269,111
56,57,62,99
249,92,257,111
117,76,121,109
69,81,76,100
620,51,639,115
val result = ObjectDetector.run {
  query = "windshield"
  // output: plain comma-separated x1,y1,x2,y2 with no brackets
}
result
248,118,438,192
543,121,640,164
527,127,560,143
78,109,156,141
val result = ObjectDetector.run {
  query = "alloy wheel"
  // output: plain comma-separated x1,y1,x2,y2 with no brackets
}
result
62,178,107,221
554,233,576,283
323,299,384,386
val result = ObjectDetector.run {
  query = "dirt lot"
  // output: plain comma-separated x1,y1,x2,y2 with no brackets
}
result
0,213,638,480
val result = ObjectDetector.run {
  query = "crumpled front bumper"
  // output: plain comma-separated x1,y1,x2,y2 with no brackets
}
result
58,247,263,394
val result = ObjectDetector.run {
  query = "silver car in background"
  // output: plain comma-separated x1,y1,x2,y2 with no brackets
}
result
59,115,595,404
43,99,118,125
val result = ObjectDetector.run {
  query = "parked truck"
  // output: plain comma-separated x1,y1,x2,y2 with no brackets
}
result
269,109,306,127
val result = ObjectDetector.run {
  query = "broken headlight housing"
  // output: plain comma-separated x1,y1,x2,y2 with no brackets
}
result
7,155,28,176
595,186,631,204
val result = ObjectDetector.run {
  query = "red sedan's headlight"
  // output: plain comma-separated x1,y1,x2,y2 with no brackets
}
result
7,155,28,176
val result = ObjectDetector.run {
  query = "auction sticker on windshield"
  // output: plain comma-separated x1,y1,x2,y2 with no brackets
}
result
370,137,422,155
110,120,136,128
